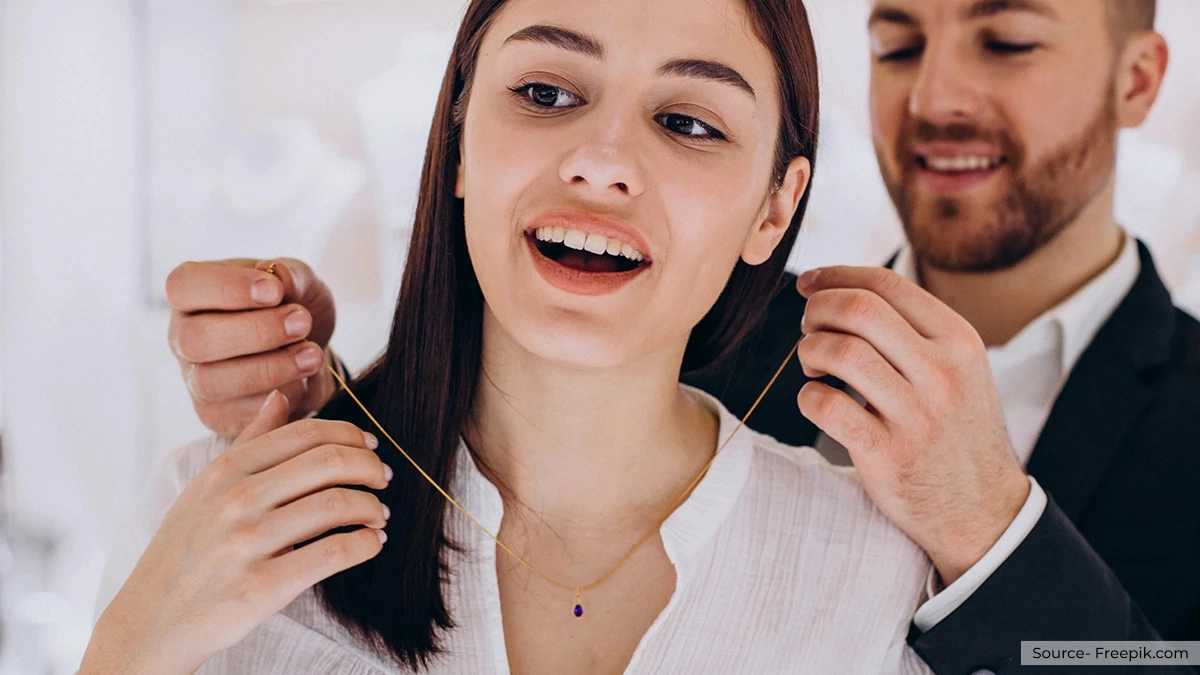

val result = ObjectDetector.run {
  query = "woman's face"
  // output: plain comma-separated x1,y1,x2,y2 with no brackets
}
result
458,0,810,370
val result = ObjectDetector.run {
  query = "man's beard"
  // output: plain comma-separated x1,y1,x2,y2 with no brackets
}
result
881,94,1118,273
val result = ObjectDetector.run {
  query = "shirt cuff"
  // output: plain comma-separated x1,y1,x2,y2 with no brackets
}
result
912,475,1048,632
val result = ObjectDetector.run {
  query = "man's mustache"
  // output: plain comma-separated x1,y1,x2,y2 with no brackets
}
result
911,120,997,143
896,120,1021,165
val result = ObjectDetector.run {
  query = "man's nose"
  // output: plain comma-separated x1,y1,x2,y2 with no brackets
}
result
907,42,983,125
558,112,647,200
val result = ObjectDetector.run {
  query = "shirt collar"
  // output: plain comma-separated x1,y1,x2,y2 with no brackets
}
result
892,231,1141,374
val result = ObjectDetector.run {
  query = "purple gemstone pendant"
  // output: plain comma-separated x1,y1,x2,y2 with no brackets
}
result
572,590,584,618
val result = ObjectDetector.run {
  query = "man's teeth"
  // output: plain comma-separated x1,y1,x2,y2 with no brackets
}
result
533,227,645,262
925,155,1001,172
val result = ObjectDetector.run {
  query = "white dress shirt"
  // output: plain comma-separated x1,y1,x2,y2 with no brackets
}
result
816,232,1142,630
97,386,938,674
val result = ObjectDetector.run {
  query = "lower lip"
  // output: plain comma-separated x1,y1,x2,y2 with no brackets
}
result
915,162,1005,194
524,234,648,297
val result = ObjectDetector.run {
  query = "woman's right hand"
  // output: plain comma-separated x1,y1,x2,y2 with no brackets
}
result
79,391,392,675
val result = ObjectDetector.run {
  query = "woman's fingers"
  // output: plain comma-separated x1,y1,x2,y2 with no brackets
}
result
257,487,389,556
245,442,391,509
233,390,292,446
266,527,386,602
230,416,377,475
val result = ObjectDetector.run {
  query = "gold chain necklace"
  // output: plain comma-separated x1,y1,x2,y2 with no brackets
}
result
322,339,796,618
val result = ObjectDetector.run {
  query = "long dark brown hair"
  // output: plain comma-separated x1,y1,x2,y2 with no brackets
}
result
314,0,820,668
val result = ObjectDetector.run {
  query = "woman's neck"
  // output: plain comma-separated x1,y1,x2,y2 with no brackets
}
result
463,310,720,530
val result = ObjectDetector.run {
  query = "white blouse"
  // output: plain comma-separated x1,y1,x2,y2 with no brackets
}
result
96,386,935,674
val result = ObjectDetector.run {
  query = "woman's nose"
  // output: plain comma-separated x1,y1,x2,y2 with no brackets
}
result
557,114,647,200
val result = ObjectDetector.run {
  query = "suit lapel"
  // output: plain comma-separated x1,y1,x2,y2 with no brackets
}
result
1025,240,1176,522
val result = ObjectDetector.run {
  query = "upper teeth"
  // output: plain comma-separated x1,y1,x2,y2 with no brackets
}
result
534,227,645,262
926,156,999,172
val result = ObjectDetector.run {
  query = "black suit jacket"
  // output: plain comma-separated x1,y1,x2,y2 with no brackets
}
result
684,240,1200,674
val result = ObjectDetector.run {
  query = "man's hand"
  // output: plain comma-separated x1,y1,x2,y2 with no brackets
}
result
167,258,339,438
794,266,1031,586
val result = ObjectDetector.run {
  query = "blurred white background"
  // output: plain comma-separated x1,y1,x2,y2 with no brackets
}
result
0,0,1197,671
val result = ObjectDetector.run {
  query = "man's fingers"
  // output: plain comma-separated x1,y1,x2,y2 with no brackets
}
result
267,527,385,604
797,266,963,339
256,259,336,348
166,259,284,313
186,341,326,402
797,380,890,457
800,288,930,379
247,444,390,510
174,304,312,364
795,332,913,422
233,390,291,446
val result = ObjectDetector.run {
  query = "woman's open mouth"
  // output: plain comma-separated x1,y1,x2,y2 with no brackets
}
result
524,226,651,297
529,226,647,273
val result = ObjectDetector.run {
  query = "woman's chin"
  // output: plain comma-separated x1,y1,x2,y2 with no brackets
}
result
480,296,688,375
519,332,646,372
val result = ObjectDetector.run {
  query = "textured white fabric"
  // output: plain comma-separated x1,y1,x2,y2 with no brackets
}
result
96,386,936,674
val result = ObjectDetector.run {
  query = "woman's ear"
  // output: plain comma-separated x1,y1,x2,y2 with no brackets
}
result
741,156,811,266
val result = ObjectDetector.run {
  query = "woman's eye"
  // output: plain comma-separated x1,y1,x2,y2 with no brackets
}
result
985,41,1038,55
509,82,581,109
656,113,726,141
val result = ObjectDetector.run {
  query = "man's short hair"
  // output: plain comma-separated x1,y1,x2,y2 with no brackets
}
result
1108,0,1157,44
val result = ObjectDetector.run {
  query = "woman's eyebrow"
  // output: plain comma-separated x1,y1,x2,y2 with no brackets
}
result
503,24,756,100
503,25,605,59
659,59,755,100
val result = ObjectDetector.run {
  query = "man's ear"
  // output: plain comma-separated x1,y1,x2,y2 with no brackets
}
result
1114,31,1169,129
741,156,811,266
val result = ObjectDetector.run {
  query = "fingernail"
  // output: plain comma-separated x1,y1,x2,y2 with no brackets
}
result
259,390,278,412
364,431,379,449
376,529,388,545
382,504,391,520
798,269,821,289
295,346,323,372
383,463,393,482
252,278,281,305
284,309,311,338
